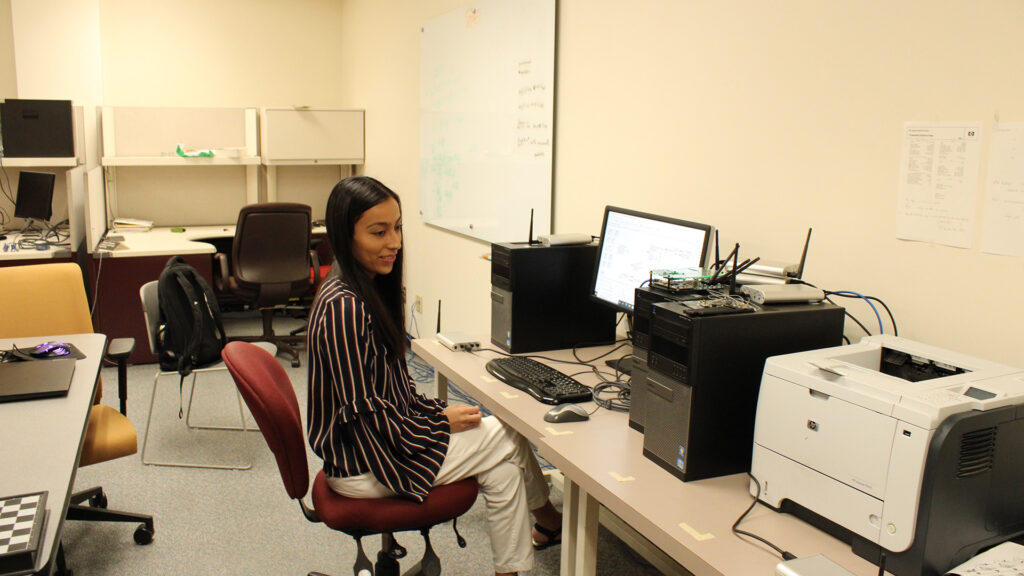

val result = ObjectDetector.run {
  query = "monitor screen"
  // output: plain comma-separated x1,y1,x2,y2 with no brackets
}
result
14,171,56,221
590,206,713,313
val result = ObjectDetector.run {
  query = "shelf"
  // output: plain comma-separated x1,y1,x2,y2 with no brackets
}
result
263,157,363,166
0,157,78,168
102,156,261,167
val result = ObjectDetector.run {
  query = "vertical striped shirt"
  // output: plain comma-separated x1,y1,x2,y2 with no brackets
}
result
307,277,450,502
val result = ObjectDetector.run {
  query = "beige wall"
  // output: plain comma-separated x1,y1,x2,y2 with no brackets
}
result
0,0,15,98
338,0,1024,367
4,1,1023,366
98,0,346,107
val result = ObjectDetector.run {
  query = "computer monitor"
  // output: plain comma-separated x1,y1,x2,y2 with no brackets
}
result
14,171,56,222
590,206,713,314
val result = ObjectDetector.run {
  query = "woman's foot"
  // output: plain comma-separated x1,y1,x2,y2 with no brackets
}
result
531,522,562,550
531,501,563,549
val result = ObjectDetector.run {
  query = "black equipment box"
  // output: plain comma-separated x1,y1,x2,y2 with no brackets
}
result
490,241,616,354
0,99,75,158
628,286,706,433
643,300,844,482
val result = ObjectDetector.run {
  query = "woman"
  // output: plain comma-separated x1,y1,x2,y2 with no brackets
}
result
306,176,562,576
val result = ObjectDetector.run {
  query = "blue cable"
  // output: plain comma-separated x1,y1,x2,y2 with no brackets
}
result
832,290,884,334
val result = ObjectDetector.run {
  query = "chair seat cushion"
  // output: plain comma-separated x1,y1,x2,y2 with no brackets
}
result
79,405,138,467
311,470,478,534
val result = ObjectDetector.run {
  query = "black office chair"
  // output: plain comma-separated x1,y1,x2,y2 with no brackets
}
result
214,202,320,367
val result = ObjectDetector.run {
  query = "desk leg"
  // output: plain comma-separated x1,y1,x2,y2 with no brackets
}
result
435,372,449,404
561,477,599,576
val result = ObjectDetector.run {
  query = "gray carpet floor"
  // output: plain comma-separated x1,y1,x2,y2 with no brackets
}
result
60,314,664,575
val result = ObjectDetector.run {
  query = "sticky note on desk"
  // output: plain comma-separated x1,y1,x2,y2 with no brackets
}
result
546,427,574,436
679,522,715,541
609,471,635,482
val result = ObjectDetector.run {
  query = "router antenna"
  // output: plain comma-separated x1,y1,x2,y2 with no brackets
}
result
528,208,535,244
714,230,721,268
793,228,812,279
729,244,740,295
436,300,442,333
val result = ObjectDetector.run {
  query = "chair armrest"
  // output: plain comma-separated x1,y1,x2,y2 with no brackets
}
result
310,250,322,285
213,253,229,292
105,337,135,416
106,337,135,360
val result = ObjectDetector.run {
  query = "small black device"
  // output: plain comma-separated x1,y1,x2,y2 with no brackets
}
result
0,99,75,158
13,171,56,222
590,206,713,315
485,356,592,405
490,241,616,353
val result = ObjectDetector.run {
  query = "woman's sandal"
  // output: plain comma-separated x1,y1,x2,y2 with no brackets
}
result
532,523,562,550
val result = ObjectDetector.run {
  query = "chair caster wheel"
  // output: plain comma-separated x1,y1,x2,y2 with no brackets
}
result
89,493,108,508
134,524,154,545
291,358,300,368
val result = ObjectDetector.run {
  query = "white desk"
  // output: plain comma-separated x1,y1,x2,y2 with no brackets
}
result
410,337,881,576
0,333,105,575
98,224,329,258
0,232,73,260
98,225,235,258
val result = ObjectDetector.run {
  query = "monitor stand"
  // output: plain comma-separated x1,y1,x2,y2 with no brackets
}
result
605,355,633,375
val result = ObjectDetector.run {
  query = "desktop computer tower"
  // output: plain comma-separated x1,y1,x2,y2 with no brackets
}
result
490,241,616,353
643,300,844,482
628,286,703,433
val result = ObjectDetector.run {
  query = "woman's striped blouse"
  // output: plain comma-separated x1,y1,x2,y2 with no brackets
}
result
306,277,450,502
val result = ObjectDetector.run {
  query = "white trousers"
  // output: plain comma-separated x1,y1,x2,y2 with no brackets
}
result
327,416,550,574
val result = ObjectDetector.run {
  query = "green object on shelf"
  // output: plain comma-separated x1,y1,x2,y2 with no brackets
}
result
175,143,215,158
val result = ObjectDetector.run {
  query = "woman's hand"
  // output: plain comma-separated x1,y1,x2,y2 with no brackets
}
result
444,404,482,433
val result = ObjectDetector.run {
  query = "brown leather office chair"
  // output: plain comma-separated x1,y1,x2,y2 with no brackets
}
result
0,263,155,570
221,341,478,576
214,203,319,367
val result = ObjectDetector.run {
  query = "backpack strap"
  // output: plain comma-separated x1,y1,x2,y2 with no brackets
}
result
174,271,205,418
192,271,228,348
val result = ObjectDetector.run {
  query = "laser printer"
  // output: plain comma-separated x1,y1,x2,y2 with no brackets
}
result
750,335,1024,576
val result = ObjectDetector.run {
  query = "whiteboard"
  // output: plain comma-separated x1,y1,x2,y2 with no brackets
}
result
419,0,555,244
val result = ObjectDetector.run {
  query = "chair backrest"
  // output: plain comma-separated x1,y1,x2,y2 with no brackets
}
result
138,280,161,356
0,263,94,338
221,341,310,500
232,202,312,307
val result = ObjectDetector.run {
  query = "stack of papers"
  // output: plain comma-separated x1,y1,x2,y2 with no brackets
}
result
112,218,153,232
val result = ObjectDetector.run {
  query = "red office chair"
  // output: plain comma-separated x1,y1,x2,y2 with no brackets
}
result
220,341,478,576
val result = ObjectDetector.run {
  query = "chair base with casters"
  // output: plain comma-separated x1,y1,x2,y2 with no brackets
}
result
221,341,480,576
230,306,304,367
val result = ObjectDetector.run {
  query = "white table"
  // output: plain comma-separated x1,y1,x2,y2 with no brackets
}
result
0,333,105,575
410,337,881,576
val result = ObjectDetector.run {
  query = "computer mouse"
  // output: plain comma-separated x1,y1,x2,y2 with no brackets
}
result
543,403,590,423
30,341,71,358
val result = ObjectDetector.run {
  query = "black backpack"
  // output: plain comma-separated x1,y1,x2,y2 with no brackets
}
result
157,256,228,414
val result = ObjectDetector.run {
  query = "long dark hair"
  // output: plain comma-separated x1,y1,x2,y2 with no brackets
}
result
324,176,406,359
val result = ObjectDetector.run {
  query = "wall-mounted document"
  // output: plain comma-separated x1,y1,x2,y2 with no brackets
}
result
981,123,1024,258
896,122,982,249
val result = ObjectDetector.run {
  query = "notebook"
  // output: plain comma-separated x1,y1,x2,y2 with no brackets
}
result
0,359,76,403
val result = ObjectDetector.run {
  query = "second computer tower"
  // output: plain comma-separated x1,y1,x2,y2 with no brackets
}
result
490,241,616,353
643,300,845,482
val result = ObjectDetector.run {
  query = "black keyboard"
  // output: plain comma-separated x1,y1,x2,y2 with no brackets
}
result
485,356,592,405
